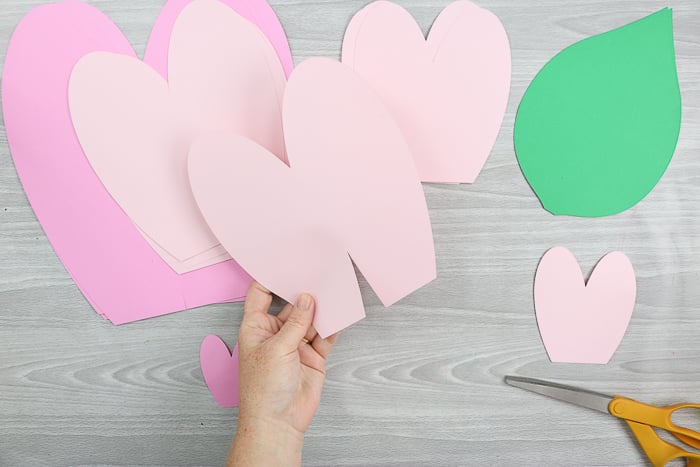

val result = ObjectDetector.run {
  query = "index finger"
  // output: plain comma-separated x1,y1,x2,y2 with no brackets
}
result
243,281,273,317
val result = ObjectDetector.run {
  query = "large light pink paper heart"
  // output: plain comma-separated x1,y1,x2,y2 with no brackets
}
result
188,58,436,338
534,247,636,364
68,0,287,273
200,336,239,408
1,0,292,323
342,0,511,184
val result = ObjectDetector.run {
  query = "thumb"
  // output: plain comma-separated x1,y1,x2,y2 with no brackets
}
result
275,293,315,352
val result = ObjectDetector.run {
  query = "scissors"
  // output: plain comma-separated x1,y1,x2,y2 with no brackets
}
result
505,376,700,466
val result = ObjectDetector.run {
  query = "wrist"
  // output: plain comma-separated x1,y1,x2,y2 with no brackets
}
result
229,415,304,467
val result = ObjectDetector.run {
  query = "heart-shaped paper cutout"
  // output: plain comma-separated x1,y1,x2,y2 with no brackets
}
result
188,58,436,338
534,247,636,364
69,0,287,272
1,0,292,323
342,0,511,183
201,335,239,407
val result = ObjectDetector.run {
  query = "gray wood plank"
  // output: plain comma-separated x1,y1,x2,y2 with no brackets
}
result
1,0,699,465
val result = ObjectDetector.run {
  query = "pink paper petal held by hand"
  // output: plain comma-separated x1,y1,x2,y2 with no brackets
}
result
342,0,511,184
201,336,239,408
534,247,637,364
0,0,292,323
68,0,288,273
188,58,436,338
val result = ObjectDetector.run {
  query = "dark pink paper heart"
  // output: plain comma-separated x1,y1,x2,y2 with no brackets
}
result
200,335,239,407
1,0,293,323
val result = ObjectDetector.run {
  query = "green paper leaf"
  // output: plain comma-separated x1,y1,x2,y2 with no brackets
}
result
514,8,681,217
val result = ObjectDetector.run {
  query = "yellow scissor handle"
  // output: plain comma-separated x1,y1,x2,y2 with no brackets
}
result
624,420,700,467
610,396,700,467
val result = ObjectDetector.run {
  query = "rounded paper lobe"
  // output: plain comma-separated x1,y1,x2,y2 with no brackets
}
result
514,8,681,217
145,0,294,79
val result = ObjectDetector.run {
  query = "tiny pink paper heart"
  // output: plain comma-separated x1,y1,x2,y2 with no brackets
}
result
200,335,239,407
188,58,436,338
534,247,636,364
342,0,511,184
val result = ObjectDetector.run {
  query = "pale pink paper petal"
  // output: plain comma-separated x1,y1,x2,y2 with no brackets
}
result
200,336,239,407
168,0,287,162
68,0,287,269
534,247,637,364
341,0,511,183
429,1,511,178
144,0,293,79
191,134,365,336
1,0,293,323
189,58,436,338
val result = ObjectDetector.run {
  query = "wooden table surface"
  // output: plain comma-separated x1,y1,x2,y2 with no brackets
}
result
1,0,699,465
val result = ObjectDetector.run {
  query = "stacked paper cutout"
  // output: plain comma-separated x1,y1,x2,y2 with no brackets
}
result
1,0,297,324
69,0,288,274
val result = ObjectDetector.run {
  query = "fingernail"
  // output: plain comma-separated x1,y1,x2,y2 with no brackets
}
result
296,294,312,311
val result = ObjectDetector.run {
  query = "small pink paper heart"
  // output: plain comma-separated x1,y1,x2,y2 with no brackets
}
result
69,0,287,273
534,247,636,364
200,335,239,407
188,58,436,338
342,0,511,183
1,0,292,323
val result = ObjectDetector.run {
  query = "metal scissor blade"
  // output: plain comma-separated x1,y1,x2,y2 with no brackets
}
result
505,376,614,414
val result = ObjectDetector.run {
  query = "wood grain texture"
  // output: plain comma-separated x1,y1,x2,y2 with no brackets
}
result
1,0,699,465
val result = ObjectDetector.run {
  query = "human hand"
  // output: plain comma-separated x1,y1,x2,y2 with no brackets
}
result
228,282,339,467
